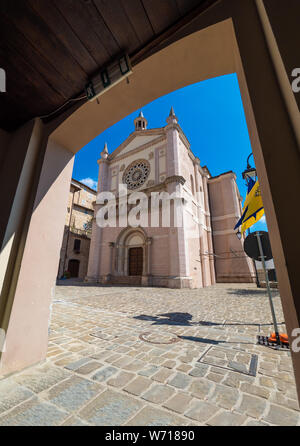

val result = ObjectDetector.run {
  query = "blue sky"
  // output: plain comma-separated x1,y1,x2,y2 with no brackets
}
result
73,73,267,232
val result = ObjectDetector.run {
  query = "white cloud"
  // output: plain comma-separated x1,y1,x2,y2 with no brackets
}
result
260,215,266,224
80,177,97,190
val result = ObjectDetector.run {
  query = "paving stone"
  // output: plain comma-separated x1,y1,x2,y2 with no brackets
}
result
124,376,152,396
222,372,253,389
245,419,270,426
61,416,90,426
0,380,34,414
41,375,102,411
271,392,300,411
78,389,143,426
107,371,135,388
105,354,122,364
142,384,175,404
228,361,248,374
125,406,187,426
14,364,71,393
185,400,218,423
210,367,228,375
263,404,300,426
54,354,76,367
168,372,192,390
150,348,166,357
76,361,103,375
259,376,275,389
138,365,159,377
236,394,267,418
189,367,207,378
123,360,146,372
176,364,192,373
240,382,270,399
0,397,69,426
189,378,215,399
163,393,193,414
111,356,133,368
206,372,224,383
162,360,177,369
207,410,247,426
92,366,118,382
178,355,195,364
90,350,114,361
151,357,165,365
194,362,209,372
64,357,91,371
212,384,239,410
152,368,174,383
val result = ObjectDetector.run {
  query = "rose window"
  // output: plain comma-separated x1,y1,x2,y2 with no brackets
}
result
123,160,150,190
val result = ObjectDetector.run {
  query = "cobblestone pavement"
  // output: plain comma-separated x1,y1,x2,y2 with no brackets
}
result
0,283,299,426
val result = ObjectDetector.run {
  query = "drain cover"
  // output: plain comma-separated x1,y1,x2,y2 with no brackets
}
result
139,331,181,345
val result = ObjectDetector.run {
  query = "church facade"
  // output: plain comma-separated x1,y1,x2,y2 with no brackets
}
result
86,109,255,288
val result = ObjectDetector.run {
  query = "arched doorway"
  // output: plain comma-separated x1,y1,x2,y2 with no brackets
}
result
68,259,80,278
110,227,151,285
128,247,143,276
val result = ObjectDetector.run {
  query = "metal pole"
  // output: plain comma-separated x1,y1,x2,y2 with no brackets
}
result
255,232,280,342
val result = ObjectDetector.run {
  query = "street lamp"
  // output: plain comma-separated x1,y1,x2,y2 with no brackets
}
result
235,153,258,241
242,153,257,185
240,153,260,287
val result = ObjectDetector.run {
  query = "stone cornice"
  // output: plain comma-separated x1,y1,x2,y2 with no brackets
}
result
110,135,166,163
108,128,165,161
208,171,236,183
164,175,186,186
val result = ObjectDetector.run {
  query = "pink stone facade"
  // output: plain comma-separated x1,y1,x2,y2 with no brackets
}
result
86,110,255,288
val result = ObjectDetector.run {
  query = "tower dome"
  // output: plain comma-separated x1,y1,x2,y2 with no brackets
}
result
134,111,148,131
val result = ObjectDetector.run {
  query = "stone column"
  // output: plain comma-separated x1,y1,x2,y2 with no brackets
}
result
145,237,153,286
109,242,115,275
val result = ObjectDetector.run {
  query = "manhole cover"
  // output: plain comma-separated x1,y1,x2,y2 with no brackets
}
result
198,346,258,376
139,331,181,345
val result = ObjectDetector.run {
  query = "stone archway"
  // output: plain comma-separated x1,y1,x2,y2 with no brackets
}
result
112,227,152,286
1,2,300,401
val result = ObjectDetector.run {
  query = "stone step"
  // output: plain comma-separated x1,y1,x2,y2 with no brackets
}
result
109,275,142,286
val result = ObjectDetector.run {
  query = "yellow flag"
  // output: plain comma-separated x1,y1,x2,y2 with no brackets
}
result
234,180,264,234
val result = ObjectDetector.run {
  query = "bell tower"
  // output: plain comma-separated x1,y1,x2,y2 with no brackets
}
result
134,111,148,131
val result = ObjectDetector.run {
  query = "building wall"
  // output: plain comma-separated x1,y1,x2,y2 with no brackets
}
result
58,180,96,279
208,172,256,283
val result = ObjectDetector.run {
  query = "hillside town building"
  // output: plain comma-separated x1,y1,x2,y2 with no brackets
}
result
58,179,96,280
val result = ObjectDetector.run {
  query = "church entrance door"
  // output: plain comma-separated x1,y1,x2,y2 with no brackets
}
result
128,247,143,276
